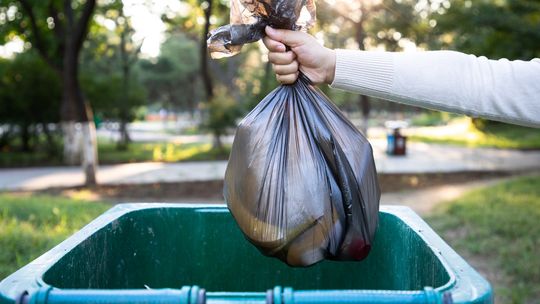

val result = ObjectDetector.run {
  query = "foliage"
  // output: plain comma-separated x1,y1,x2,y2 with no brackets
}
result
410,111,459,127
431,0,540,59
0,194,110,279
138,34,200,113
408,119,540,149
428,175,540,303
0,51,61,152
0,51,60,124
81,72,146,123
0,0,61,68
201,87,244,149
80,2,147,150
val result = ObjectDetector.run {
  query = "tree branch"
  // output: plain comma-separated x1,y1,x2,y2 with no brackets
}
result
48,1,65,42
18,0,58,69
74,0,96,53
48,1,65,62
128,39,144,66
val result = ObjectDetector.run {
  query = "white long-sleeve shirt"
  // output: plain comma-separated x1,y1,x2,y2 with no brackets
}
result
330,50,540,128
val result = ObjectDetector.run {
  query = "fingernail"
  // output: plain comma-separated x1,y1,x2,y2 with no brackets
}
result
265,26,275,35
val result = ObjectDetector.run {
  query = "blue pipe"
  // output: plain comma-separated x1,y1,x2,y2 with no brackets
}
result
23,286,204,304
272,286,451,304
23,286,451,304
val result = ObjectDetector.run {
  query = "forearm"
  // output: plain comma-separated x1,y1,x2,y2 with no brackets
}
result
330,50,540,128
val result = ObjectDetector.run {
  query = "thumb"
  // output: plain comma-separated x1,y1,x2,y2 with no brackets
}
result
265,26,306,48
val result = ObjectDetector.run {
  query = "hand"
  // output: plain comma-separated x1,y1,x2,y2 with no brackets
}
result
263,26,336,85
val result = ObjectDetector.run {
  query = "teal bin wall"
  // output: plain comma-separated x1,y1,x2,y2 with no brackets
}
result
0,204,492,304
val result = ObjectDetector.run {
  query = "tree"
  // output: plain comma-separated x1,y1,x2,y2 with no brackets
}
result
202,86,243,150
78,1,148,150
0,0,99,185
431,0,540,59
317,0,385,135
200,0,214,100
138,34,200,116
427,0,540,128
161,0,230,101
0,51,61,154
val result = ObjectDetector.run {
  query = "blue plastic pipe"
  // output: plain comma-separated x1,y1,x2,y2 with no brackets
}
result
272,286,451,304
24,286,205,304
24,286,451,304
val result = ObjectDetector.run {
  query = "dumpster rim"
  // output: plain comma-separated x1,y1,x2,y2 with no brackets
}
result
0,203,491,304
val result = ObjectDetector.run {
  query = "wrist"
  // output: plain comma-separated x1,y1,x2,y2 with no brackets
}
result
324,48,336,85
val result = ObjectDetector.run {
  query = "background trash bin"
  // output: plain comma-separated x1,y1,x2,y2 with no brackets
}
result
0,204,493,304
386,120,408,156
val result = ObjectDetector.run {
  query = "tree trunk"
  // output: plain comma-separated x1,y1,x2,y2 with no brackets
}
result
42,122,56,157
61,40,97,185
213,132,223,151
360,95,371,136
118,119,130,150
20,123,31,152
0,125,12,149
81,120,97,186
61,121,81,165
201,0,214,100
356,13,371,136
118,20,131,151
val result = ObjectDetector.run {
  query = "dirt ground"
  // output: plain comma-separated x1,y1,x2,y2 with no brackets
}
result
29,171,515,203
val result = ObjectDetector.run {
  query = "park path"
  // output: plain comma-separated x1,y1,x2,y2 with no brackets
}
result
1,139,540,191
379,176,517,216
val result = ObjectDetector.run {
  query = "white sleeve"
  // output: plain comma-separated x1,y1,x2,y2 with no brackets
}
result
330,49,540,128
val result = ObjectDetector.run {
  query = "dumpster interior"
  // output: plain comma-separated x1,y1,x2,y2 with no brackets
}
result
42,207,450,292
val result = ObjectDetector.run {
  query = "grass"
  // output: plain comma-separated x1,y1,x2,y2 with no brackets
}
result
0,141,231,167
427,175,540,303
0,194,110,280
98,141,231,164
0,149,62,167
410,111,459,127
409,118,540,149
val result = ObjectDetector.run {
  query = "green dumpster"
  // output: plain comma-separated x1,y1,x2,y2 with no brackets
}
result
0,204,492,304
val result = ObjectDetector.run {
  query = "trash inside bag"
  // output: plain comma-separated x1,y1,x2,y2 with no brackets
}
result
224,75,380,266
208,0,380,267
207,0,316,58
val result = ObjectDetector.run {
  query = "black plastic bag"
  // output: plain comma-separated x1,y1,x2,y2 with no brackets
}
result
209,0,380,267
208,0,316,58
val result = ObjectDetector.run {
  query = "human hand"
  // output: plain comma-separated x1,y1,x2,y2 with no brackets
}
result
263,26,336,85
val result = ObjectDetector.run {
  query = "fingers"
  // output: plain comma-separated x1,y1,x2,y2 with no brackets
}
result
263,36,286,52
276,72,299,85
273,61,299,85
265,26,308,47
264,26,302,84
273,61,298,75
268,51,296,65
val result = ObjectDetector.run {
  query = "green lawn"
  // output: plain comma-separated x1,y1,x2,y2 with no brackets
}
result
0,194,110,280
409,119,540,149
98,141,230,164
0,141,231,167
427,175,540,303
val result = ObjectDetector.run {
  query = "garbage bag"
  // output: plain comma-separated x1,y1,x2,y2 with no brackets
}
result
207,0,316,59
224,74,380,266
208,0,380,267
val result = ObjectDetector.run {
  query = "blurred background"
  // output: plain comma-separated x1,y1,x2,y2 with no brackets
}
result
0,0,539,302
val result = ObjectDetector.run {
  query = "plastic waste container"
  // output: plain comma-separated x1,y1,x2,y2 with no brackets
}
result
0,204,492,304
385,120,408,156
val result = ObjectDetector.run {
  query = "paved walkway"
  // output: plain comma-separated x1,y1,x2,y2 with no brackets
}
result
379,177,515,216
1,140,540,191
